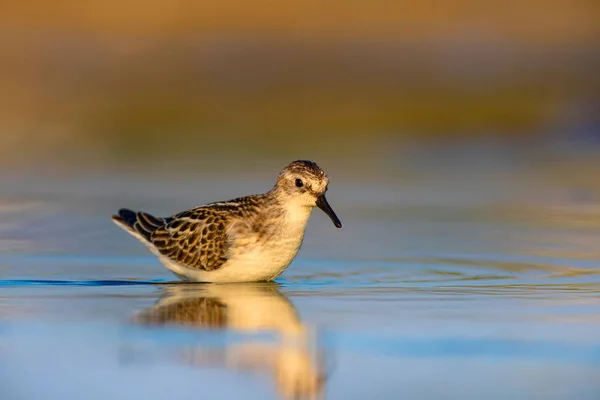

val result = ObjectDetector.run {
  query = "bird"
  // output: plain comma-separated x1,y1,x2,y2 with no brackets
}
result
112,160,342,283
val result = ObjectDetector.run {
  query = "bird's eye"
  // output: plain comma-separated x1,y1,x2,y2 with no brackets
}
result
295,178,303,188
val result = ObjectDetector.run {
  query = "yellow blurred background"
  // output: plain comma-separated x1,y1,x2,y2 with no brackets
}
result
1,0,599,170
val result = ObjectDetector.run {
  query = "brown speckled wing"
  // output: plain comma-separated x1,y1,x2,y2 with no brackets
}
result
150,209,230,271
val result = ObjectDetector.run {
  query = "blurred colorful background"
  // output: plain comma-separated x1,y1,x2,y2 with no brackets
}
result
2,0,599,171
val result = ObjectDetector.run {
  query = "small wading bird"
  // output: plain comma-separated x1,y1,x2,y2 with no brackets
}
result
112,160,342,282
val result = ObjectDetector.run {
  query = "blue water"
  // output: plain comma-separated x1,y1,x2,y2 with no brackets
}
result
2,164,600,399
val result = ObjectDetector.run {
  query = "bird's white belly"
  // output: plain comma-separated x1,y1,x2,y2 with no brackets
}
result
161,231,305,283
224,235,304,281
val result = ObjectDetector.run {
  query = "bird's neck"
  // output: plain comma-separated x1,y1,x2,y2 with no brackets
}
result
264,188,313,230
283,201,313,227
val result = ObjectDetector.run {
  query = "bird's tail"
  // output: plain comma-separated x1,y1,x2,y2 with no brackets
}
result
112,208,166,241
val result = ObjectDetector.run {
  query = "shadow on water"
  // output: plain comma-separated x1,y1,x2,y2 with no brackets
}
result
122,283,330,400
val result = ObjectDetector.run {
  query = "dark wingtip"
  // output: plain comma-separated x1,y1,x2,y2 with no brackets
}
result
118,208,136,218
112,214,136,234
113,208,137,227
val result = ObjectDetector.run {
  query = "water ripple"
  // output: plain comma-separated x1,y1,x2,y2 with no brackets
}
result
0,279,168,287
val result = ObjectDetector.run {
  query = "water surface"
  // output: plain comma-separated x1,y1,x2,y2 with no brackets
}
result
2,160,600,399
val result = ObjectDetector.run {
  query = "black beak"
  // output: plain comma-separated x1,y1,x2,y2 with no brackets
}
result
316,194,342,228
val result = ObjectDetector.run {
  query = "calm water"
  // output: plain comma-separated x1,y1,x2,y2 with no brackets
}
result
2,157,600,399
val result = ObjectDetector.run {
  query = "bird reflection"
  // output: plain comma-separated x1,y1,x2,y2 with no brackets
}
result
128,283,329,399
